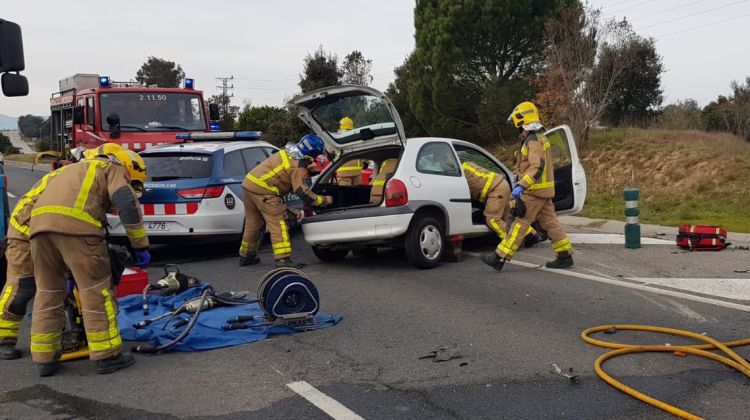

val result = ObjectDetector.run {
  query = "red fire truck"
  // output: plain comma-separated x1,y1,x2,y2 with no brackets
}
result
49,74,219,157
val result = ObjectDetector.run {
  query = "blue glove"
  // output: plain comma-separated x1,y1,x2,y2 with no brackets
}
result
134,249,151,268
512,185,525,200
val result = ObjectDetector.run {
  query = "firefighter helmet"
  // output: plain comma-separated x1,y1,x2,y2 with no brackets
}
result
296,134,326,158
109,149,147,191
508,101,540,128
85,143,123,160
339,116,354,131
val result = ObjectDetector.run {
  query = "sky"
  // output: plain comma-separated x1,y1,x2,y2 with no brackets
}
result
1,0,750,117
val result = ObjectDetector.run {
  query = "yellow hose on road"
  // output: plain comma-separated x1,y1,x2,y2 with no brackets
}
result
581,325,750,420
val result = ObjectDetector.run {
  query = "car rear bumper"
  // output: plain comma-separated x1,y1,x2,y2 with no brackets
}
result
301,205,414,245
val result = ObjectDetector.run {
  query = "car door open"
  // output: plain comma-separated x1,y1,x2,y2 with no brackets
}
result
543,125,586,215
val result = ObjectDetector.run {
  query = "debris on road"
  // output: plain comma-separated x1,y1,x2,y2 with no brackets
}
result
419,345,461,362
550,363,580,385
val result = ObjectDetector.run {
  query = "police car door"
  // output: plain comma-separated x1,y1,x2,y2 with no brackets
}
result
543,125,586,215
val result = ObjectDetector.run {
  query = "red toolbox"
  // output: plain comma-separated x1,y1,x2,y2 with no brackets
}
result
676,225,729,251
115,267,149,298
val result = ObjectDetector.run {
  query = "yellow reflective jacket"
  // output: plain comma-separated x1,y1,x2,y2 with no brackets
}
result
514,131,555,199
335,159,364,179
461,162,505,203
242,150,326,207
8,166,68,241
29,158,149,250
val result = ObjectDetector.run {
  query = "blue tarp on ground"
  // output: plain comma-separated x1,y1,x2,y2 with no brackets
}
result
118,284,341,352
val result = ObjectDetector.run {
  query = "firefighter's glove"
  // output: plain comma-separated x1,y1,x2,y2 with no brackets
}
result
511,185,524,200
135,249,151,268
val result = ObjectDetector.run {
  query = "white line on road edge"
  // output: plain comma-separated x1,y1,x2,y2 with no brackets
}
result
286,381,365,420
464,252,750,312
7,192,16,198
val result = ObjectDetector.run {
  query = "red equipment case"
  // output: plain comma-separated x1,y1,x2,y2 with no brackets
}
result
676,225,729,251
115,267,149,297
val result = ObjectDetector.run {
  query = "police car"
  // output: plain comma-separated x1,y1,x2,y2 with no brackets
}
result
106,132,300,244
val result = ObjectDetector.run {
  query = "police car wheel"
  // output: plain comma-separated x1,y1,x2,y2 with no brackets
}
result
311,245,350,262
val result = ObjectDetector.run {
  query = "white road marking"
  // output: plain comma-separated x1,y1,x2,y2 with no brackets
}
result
7,192,16,198
567,233,673,245
464,252,750,312
286,381,365,420
628,277,750,301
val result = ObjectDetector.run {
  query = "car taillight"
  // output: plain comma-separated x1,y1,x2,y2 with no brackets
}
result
177,185,225,199
385,179,408,207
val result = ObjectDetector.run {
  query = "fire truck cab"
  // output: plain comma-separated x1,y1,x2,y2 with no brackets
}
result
49,74,219,156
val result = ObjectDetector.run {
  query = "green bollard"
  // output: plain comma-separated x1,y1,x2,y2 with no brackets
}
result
623,188,640,249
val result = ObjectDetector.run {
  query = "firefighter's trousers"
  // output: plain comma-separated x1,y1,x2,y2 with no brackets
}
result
240,190,291,261
0,239,35,345
29,233,122,363
484,182,511,242
495,194,573,260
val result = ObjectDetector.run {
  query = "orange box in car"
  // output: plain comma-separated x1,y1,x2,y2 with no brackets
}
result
115,267,149,298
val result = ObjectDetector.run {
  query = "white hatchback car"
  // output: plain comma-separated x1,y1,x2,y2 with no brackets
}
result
293,86,587,268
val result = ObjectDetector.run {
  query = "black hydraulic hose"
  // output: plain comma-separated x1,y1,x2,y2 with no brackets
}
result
133,288,211,355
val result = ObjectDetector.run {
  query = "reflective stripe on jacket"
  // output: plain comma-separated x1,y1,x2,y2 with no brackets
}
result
29,158,149,249
514,131,555,198
461,162,504,203
8,166,69,240
242,150,325,207
335,159,364,178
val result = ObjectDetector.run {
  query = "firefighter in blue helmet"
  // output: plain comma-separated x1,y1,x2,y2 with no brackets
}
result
239,134,333,269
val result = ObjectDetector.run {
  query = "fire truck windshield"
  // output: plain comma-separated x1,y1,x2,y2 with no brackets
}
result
99,92,206,132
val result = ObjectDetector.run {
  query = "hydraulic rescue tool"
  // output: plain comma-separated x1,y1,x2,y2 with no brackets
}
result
141,264,200,315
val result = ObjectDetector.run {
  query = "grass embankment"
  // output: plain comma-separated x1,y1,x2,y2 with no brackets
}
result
488,127,750,232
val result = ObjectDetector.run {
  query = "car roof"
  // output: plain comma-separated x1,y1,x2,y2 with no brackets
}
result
142,140,277,154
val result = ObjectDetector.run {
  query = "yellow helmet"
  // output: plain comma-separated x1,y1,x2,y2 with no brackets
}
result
508,101,540,128
110,149,147,191
339,116,354,131
85,143,123,160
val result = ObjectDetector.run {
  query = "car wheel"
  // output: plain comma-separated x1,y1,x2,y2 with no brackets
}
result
311,245,350,262
405,216,444,269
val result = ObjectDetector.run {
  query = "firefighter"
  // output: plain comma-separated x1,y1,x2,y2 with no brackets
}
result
239,134,333,269
461,161,512,244
482,101,574,271
0,144,126,360
334,117,364,186
28,149,151,376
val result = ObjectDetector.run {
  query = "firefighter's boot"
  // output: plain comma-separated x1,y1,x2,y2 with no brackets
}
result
96,352,135,374
275,257,306,269
39,353,61,377
545,252,573,269
239,255,260,267
481,253,505,272
0,344,21,360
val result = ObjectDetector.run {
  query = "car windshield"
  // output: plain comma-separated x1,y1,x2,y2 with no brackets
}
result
141,153,213,181
99,92,206,132
311,93,397,144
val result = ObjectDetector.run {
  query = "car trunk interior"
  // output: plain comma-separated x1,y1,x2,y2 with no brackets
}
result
312,146,402,213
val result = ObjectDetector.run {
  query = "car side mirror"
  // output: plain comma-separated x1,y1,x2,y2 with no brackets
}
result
208,103,220,121
0,19,25,73
1,73,28,97
106,113,121,139
73,106,85,124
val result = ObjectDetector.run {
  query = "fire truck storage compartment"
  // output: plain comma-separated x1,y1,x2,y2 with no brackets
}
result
59,74,99,93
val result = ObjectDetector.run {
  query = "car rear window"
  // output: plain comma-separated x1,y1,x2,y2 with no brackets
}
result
141,153,213,181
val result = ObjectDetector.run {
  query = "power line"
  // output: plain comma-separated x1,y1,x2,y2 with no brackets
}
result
630,0,705,22
604,0,635,9
639,0,749,30
654,10,750,38
609,0,655,15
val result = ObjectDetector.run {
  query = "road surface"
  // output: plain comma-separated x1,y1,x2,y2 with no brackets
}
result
5,130,35,154
1,164,749,419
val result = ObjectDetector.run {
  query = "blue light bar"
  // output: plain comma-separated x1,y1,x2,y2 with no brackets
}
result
176,131,263,141
99,76,111,88
184,78,194,89
209,122,221,131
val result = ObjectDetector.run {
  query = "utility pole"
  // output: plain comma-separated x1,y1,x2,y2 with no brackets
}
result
215,76,234,117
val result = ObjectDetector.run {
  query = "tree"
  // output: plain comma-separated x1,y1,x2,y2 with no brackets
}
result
600,37,663,126
299,46,342,93
386,55,427,137
532,4,642,149
236,105,308,147
135,56,185,88
17,114,45,138
0,132,19,154
341,51,373,86
405,0,571,145
207,94,239,130
702,77,750,141
658,99,703,130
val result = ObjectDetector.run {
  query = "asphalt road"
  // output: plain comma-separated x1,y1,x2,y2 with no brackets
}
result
2,163,749,419
5,131,35,154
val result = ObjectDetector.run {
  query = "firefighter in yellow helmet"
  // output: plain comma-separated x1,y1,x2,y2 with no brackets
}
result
239,134,333,269
481,101,574,271
334,117,365,186
27,149,150,376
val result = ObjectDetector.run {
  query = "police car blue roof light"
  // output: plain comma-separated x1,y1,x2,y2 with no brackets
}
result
175,131,264,141
99,76,111,88
184,78,194,89
235,131,263,139
209,122,221,131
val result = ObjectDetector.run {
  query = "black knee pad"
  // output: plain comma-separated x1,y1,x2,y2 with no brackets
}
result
8,276,35,316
